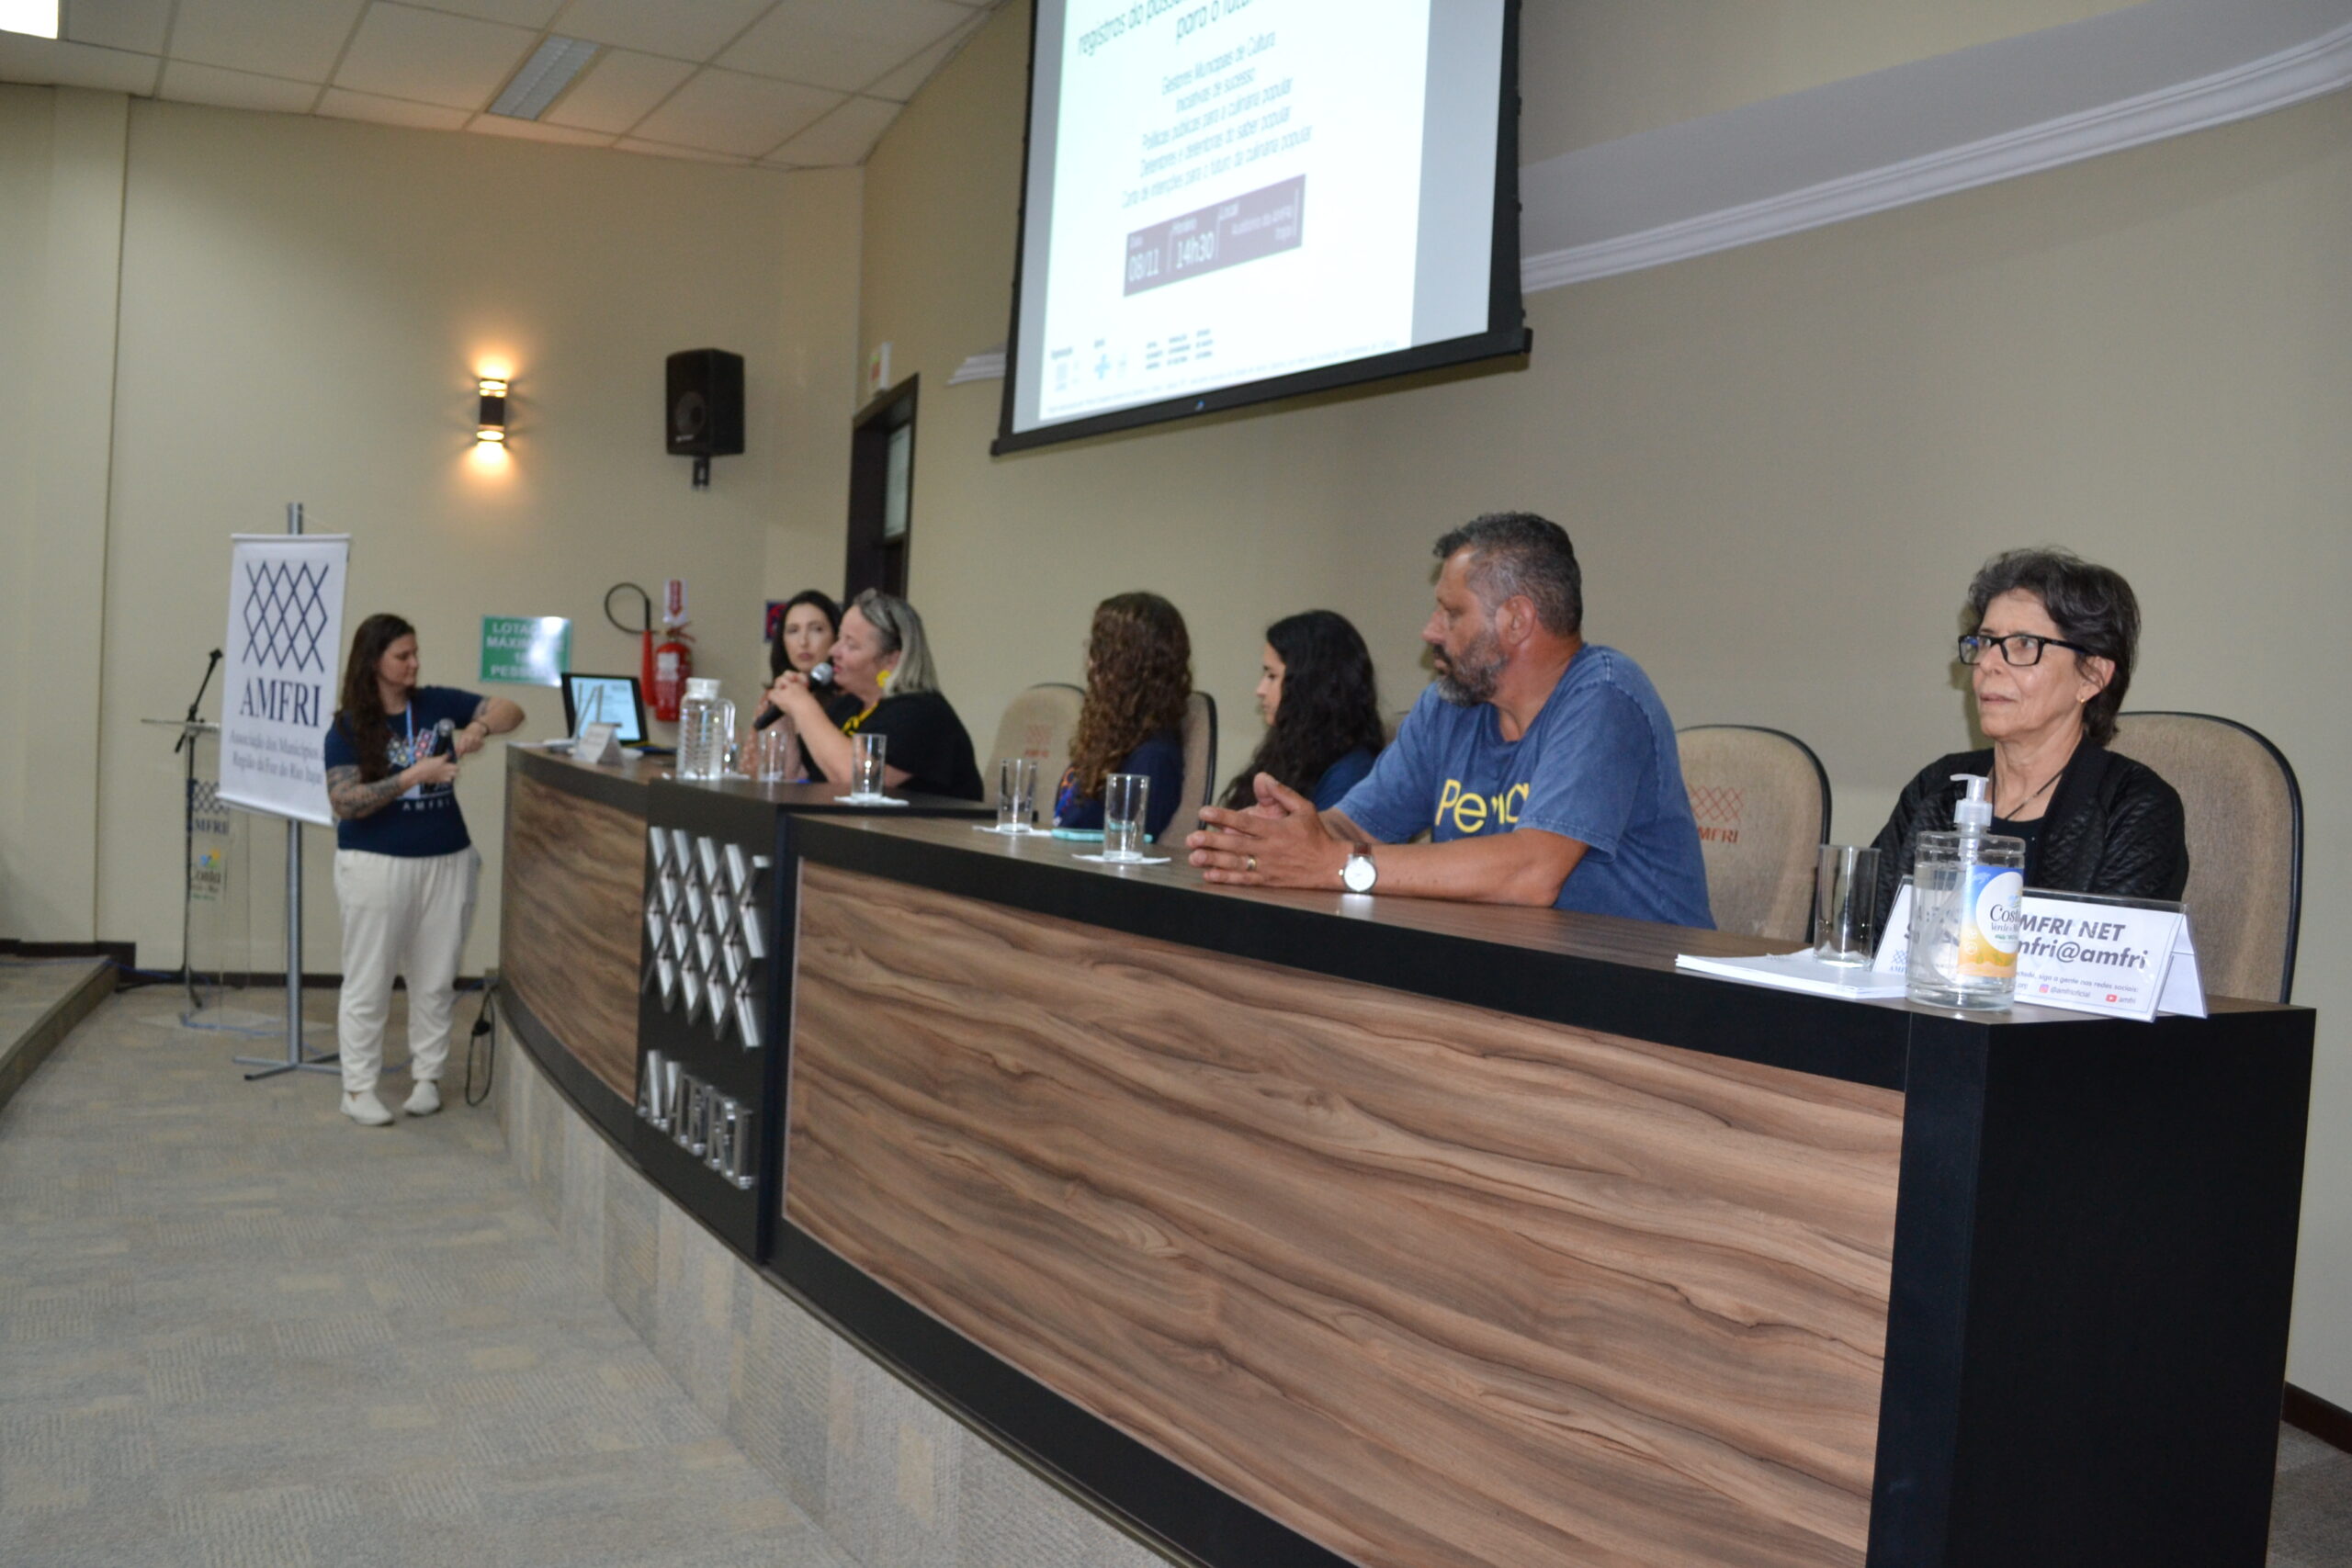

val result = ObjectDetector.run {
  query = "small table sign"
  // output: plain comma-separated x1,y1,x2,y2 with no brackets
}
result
1877,882,2205,1022
574,720,624,765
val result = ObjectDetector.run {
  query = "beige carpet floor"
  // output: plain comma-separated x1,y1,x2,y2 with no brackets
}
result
0,972,2345,1567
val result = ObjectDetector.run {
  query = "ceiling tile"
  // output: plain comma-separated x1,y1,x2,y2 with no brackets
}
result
861,10,982,102
631,66,838,156
468,112,613,144
764,93,897,166
62,0,172,54
172,0,367,83
316,85,470,129
159,59,322,112
539,46,691,133
0,34,161,94
335,2,538,109
552,0,770,63
719,0,968,92
613,136,752,166
418,0,564,27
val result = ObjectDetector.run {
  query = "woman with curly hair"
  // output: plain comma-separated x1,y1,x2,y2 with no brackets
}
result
1054,592,1193,840
1219,610,1386,812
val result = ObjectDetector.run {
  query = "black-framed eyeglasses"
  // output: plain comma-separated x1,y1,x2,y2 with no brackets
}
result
1958,632,2092,667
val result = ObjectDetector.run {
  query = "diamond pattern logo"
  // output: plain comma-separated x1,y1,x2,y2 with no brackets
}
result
642,828,767,1048
240,558,334,672
1687,784,1745,829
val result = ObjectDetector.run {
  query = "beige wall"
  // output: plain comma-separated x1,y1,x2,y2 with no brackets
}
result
0,88,126,944
1529,0,2145,159
861,6,2352,1401
0,85,861,974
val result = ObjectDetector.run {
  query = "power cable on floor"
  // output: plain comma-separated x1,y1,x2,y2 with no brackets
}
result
463,975,499,1108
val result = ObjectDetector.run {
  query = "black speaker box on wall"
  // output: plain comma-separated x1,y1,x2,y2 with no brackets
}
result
666,349,745,457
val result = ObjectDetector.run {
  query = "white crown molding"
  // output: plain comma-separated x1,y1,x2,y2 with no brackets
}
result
947,347,1006,385
1521,1,2352,293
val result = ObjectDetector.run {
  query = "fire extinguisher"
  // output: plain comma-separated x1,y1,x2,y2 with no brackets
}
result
605,580,694,723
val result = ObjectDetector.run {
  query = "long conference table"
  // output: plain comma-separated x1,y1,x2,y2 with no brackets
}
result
500,744,2313,1568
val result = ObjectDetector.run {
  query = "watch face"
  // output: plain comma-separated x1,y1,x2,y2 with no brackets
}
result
1343,854,1375,892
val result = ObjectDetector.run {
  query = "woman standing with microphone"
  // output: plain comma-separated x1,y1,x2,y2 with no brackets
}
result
322,615,524,1127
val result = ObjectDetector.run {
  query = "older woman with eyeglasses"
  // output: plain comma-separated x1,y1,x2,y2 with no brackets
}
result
1870,547,2187,923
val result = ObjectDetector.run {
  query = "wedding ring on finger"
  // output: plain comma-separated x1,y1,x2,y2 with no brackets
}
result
1246,855,1257,874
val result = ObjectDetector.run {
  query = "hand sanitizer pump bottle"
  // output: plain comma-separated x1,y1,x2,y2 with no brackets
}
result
1905,773,2029,1010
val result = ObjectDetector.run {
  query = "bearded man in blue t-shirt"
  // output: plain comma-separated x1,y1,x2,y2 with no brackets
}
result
1187,513,1713,928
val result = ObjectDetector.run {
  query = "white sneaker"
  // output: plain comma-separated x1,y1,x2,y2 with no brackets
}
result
403,1081,442,1117
343,1090,394,1126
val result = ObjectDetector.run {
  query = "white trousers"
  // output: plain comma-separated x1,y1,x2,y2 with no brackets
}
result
334,847,480,1096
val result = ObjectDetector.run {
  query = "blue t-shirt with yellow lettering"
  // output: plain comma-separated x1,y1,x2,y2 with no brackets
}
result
1332,647,1713,928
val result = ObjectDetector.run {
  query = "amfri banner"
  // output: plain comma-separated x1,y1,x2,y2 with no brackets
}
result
219,534,350,826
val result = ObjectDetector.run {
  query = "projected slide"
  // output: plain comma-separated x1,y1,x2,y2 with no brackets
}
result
1006,0,1508,443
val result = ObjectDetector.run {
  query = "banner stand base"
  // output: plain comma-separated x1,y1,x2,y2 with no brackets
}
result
233,1049,340,1081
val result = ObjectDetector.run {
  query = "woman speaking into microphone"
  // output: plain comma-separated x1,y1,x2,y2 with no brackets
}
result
322,615,524,1127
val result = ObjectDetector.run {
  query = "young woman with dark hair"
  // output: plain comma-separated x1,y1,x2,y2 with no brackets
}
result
322,614,524,1127
765,589,860,728
1219,610,1386,812
1056,592,1193,840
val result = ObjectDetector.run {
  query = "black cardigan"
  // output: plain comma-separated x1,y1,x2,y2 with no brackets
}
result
1870,744,2188,924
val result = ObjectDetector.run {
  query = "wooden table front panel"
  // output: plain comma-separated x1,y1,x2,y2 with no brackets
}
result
501,770,645,1100
786,865,1905,1568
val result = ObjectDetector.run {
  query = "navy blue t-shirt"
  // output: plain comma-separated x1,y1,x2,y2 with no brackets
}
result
322,685,481,856
1310,745,1378,811
1333,647,1713,928
1055,729,1186,840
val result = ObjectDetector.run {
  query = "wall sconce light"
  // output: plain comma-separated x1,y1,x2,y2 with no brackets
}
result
476,378,509,443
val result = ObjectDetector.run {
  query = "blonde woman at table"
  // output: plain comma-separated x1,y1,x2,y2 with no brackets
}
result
762,589,985,801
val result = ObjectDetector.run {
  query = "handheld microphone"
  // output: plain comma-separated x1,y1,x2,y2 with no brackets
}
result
753,662,834,730
432,717,457,757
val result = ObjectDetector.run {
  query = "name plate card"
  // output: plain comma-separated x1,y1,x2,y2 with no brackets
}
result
574,720,623,765
1876,883,2206,1022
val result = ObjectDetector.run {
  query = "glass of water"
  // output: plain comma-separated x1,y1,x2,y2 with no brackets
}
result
752,723,795,784
851,732,888,799
998,757,1037,830
1102,773,1149,862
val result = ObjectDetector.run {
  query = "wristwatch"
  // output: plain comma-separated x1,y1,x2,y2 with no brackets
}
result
1341,847,1378,894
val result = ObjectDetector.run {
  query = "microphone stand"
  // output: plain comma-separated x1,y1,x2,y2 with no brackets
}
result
178,649,223,1013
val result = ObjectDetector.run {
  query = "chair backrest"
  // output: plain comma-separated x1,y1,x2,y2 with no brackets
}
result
1674,725,1833,943
2107,712,2302,1003
985,683,1083,807
1179,692,1218,819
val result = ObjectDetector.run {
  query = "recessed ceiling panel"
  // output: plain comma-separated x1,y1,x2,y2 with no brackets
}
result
541,46,694,134
468,113,616,146
720,0,972,92
423,0,564,28
172,0,368,84
0,33,161,93
160,59,321,113
614,135,753,166
632,66,840,156
765,93,899,166
862,13,982,102
553,0,772,62
335,2,538,110
62,0,172,54
315,85,469,130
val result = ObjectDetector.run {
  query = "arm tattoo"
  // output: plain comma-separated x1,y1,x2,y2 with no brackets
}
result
326,764,407,820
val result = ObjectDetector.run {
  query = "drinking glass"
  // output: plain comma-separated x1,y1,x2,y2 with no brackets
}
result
1102,773,1149,863
752,724,794,784
851,732,888,799
997,757,1037,830
1812,844,1882,965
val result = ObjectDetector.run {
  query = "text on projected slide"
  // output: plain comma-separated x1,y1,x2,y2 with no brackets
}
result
1039,0,1431,423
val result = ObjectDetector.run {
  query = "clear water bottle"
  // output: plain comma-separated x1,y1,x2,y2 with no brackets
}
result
676,678,734,781
1906,773,2028,1010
